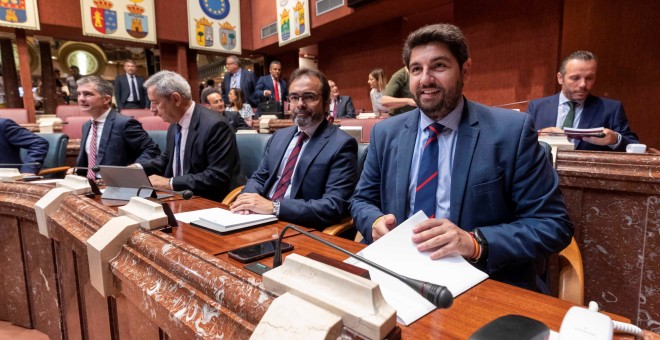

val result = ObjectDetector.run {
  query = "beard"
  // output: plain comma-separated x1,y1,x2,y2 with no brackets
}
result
413,77,464,120
292,107,321,128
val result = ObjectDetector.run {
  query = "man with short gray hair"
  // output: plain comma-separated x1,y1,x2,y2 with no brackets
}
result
222,55,257,107
139,70,243,201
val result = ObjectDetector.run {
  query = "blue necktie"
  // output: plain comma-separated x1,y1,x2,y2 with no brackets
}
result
414,122,443,218
174,124,182,176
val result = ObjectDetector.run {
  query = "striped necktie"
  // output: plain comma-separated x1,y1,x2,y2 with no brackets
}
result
87,120,98,180
413,122,443,218
272,132,308,200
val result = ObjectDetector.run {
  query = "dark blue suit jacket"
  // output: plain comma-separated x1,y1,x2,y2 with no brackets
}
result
332,96,356,118
0,118,48,173
527,93,639,151
222,68,258,107
243,119,357,229
350,100,573,291
114,74,148,110
254,75,288,104
140,104,244,202
76,110,160,175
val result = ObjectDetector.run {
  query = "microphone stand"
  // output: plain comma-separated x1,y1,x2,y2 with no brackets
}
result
273,224,454,309
136,186,194,233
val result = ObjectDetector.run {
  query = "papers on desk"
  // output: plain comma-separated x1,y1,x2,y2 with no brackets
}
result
29,179,64,184
174,207,277,233
345,211,488,326
563,127,605,139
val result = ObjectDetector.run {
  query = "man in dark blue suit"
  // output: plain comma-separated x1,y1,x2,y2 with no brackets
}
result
222,55,257,108
527,51,639,151
205,90,250,132
114,59,148,110
139,71,244,202
0,118,48,175
350,24,572,292
231,68,357,229
328,80,356,119
254,61,288,116
75,76,160,179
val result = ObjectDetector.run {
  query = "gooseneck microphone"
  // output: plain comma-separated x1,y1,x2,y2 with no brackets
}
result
137,186,194,200
272,225,454,309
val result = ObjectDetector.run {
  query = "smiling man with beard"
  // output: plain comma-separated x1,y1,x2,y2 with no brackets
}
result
350,24,573,293
230,68,358,230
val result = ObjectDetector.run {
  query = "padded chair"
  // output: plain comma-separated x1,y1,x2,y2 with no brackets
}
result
20,133,70,178
147,130,168,154
138,116,170,130
221,133,272,205
120,109,153,118
55,105,82,119
0,108,29,124
558,237,584,305
61,116,89,139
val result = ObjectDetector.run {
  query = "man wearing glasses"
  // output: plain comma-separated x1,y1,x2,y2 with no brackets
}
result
230,68,358,230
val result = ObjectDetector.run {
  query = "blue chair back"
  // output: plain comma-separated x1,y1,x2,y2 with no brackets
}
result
147,130,168,154
236,133,271,179
21,133,69,177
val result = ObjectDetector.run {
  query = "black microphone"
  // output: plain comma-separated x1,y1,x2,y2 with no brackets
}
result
72,166,101,175
273,225,454,309
0,162,41,168
137,186,193,200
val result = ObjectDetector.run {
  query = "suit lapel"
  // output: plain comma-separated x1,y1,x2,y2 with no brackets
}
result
78,120,92,164
575,95,598,149
96,110,116,164
449,100,479,225
547,94,560,127
290,120,330,198
183,106,200,174
395,111,420,220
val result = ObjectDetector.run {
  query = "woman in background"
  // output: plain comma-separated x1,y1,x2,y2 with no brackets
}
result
368,68,389,117
227,87,253,123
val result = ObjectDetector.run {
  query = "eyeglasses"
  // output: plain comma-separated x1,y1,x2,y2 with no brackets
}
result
288,92,321,104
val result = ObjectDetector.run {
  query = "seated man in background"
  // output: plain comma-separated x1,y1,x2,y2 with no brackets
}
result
527,50,639,151
327,80,356,119
0,118,48,176
206,90,251,132
350,24,573,292
231,68,357,230
139,70,243,202
74,76,160,180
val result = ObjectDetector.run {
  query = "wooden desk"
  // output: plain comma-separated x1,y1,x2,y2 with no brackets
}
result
0,182,643,339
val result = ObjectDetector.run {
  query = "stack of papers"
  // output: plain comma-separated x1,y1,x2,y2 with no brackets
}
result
345,211,488,325
174,208,277,233
563,127,605,139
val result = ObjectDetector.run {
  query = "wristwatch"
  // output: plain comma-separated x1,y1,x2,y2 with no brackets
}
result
272,200,280,216
473,228,489,264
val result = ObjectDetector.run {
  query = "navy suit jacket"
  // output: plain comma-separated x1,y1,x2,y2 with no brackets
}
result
76,110,160,175
350,100,573,291
0,118,48,174
114,74,148,110
140,104,244,202
527,93,639,151
219,110,251,132
332,96,356,118
254,75,288,104
243,119,357,229
222,68,258,107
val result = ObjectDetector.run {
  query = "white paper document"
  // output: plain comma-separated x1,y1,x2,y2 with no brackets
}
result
345,211,488,325
174,207,277,231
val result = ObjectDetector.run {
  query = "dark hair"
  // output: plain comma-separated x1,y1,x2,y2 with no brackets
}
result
206,79,215,86
270,60,282,68
402,23,470,68
559,51,598,75
124,59,136,66
230,87,245,108
289,68,331,108
76,75,114,97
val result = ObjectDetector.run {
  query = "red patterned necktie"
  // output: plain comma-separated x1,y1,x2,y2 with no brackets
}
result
273,77,280,102
87,120,98,180
271,132,308,200
413,122,444,218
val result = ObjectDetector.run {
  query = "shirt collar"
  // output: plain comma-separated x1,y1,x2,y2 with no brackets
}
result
419,97,464,132
178,102,195,129
93,108,111,123
297,118,323,138
559,91,584,107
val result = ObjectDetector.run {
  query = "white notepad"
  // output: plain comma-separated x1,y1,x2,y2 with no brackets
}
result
176,208,277,233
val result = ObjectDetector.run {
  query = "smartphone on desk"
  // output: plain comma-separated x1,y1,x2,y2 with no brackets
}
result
228,240,294,263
